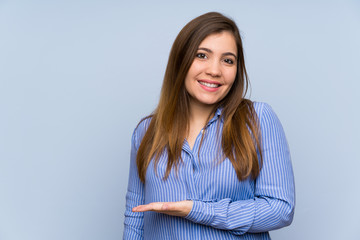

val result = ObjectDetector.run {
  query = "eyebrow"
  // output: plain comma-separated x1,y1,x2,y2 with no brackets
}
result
198,47,237,59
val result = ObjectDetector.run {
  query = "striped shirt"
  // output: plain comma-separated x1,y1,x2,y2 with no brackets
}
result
123,102,295,239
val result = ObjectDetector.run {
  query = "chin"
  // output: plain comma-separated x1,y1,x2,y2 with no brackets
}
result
199,99,220,106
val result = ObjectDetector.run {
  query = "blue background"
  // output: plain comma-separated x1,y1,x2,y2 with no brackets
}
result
1,0,359,239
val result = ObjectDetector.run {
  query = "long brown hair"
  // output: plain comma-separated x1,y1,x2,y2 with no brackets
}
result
136,12,262,183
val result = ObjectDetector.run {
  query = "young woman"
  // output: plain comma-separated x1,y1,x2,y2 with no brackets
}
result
123,12,295,239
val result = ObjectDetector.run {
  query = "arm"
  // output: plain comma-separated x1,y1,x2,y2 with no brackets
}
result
185,103,295,235
123,130,145,239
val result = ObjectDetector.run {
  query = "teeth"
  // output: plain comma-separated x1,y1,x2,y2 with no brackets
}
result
199,81,219,88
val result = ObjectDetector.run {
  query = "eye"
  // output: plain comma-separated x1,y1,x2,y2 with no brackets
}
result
224,58,235,65
196,53,207,59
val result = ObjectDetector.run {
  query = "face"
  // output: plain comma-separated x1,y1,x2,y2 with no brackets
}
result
185,31,237,109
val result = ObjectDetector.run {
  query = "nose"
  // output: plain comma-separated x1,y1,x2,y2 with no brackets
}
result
205,60,221,77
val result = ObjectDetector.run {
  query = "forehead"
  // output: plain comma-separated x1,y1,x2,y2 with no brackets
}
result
198,31,237,53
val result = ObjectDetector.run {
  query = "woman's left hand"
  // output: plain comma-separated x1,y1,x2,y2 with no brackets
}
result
132,200,193,217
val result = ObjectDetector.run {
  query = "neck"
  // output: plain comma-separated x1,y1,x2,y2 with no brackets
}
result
188,100,216,128
186,100,216,149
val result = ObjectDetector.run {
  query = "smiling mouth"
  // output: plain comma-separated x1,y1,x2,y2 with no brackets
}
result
198,81,220,88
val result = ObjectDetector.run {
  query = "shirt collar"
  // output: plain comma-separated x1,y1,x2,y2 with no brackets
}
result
205,107,224,128
215,107,223,117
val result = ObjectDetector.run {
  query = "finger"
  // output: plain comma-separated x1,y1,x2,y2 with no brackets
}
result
132,202,164,212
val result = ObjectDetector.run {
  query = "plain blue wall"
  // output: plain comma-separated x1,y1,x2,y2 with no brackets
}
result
1,0,359,239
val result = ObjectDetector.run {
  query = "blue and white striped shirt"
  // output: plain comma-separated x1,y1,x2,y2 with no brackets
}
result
124,102,295,239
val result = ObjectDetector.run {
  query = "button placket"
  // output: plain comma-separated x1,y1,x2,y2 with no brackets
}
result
190,128,209,200
182,112,220,202
182,143,197,200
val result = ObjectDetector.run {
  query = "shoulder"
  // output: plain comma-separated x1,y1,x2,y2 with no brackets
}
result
253,101,274,118
252,102,288,146
252,101,284,130
131,116,153,150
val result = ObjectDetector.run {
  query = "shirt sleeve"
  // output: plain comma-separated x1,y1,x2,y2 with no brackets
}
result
185,103,295,235
123,129,145,239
